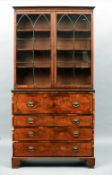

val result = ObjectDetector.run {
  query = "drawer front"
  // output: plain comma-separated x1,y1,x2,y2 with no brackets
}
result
13,115,93,127
13,127,93,141
13,92,94,114
13,142,93,157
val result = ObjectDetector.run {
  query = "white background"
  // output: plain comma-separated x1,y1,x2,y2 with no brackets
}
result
0,0,112,174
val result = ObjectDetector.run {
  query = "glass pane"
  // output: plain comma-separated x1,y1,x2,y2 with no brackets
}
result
34,14,51,86
34,15,50,31
17,51,33,63
34,68,51,86
17,15,33,31
16,66,34,85
56,14,91,86
16,14,51,86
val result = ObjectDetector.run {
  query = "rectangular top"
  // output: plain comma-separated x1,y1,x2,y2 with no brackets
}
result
13,6,95,8
13,6,95,12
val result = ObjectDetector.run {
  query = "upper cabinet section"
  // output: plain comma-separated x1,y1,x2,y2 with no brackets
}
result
14,7,94,89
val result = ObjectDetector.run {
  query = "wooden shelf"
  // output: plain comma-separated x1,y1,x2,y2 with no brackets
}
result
16,63,33,69
57,39,91,50
16,61,90,69
17,62,51,68
57,38,90,40
17,28,50,32
57,61,90,68
17,28,90,32
17,39,51,51
57,28,90,32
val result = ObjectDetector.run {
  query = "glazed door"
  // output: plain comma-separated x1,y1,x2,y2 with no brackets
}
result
55,13,92,88
16,13,52,88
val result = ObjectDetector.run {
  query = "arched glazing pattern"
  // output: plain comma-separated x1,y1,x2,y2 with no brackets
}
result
16,14,51,86
57,15,74,30
16,15,34,85
17,15,33,31
57,15,76,85
74,14,90,31
56,14,91,86
33,15,51,51
16,15,34,51
33,14,51,86
34,15,50,31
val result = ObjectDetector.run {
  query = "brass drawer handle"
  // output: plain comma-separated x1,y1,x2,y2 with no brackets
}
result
72,146,79,152
26,101,34,107
72,118,80,124
27,117,33,124
72,102,80,108
73,131,80,137
27,146,35,152
27,131,34,137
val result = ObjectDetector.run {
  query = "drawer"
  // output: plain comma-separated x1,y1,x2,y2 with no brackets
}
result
13,142,93,157
13,92,94,114
13,115,93,127
13,127,93,141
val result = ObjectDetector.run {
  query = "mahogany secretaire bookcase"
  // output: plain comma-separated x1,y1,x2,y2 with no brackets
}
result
12,6,95,168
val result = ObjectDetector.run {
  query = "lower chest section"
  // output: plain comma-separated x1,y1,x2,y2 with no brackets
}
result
12,91,94,157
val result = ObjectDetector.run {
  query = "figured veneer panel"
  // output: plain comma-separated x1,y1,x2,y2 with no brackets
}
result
13,141,93,157
13,92,94,114
13,115,93,127
13,127,93,141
